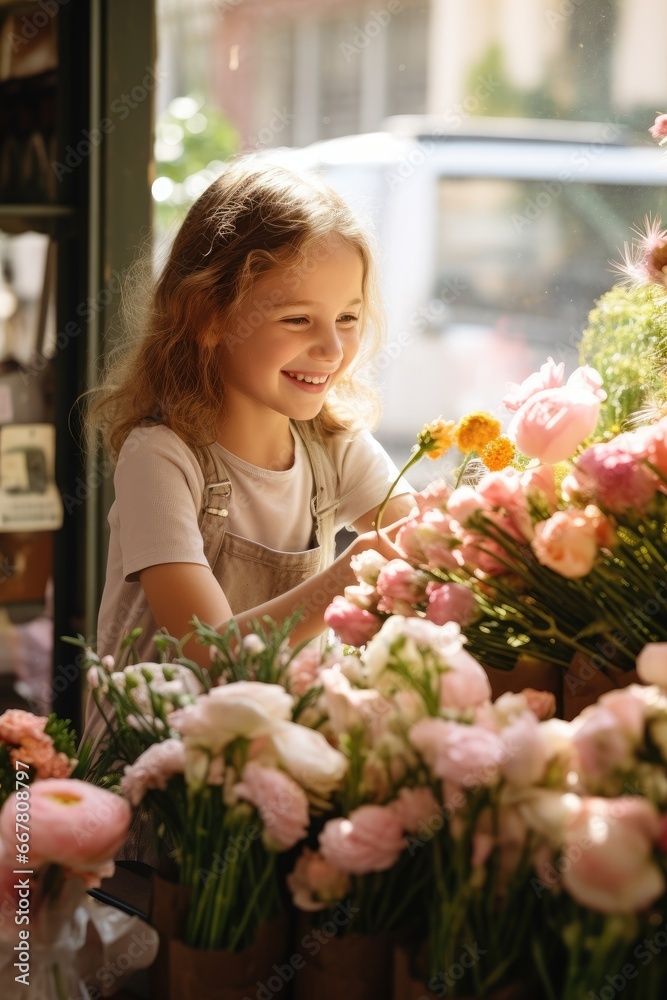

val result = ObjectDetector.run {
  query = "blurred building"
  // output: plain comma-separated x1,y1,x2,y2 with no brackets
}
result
156,0,667,148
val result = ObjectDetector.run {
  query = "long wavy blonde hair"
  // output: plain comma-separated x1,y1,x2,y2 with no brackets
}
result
89,155,385,462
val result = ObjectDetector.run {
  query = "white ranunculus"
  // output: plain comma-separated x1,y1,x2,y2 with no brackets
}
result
268,721,347,797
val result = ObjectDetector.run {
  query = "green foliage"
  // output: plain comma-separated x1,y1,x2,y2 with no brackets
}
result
44,713,77,760
153,93,240,232
579,284,667,434
464,44,560,120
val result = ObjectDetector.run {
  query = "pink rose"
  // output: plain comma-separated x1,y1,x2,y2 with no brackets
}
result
636,643,667,688
637,416,667,475
234,762,309,851
455,529,508,576
531,506,611,578
562,797,665,913
424,582,476,627
649,112,667,141
572,705,636,781
287,848,351,911
566,365,606,400
502,357,565,412
319,805,406,874
410,718,503,788
388,786,441,834
320,665,391,736
508,386,602,464
0,779,131,872
376,559,429,604
324,596,382,647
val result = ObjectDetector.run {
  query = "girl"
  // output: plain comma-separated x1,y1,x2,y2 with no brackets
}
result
87,156,414,695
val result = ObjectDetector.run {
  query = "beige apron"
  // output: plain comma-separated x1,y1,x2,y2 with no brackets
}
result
194,420,339,615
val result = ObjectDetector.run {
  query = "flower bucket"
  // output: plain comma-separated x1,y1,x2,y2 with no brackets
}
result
563,653,639,721
393,942,534,1000
169,915,289,1000
292,923,395,1000
149,872,289,1000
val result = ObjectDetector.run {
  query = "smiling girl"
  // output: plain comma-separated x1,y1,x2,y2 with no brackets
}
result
86,156,414,681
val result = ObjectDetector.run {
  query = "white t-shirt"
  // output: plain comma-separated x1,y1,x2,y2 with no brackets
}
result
95,423,412,659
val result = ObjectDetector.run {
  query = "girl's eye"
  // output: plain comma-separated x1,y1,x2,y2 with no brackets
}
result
283,317,309,325
338,314,359,324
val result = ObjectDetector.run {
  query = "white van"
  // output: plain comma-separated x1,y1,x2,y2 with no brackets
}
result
261,117,667,444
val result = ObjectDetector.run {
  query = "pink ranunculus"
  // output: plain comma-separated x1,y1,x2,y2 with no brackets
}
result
234,761,309,851
563,439,659,513
388,786,441,834
508,386,603,464
0,708,47,744
410,718,503,788
649,113,667,141
439,646,492,710
424,581,477,627
376,559,429,604
287,848,351,911
396,510,459,571
521,464,558,513
531,507,607,578
502,357,565,412
636,643,667,688
121,738,186,806
562,796,665,913
319,804,406,874
597,686,648,741
0,779,131,872
324,596,382,647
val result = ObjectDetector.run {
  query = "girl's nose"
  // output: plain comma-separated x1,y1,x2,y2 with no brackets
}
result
309,323,344,362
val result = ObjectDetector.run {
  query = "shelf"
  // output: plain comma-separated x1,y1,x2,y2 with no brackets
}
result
0,205,75,217
0,204,77,236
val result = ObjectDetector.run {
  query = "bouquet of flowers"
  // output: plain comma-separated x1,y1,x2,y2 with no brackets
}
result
0,709,77,807
327,359,667,718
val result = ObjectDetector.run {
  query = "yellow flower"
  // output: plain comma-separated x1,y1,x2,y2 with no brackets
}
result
455,412,501,454
417,418,457,460
481,436,515,471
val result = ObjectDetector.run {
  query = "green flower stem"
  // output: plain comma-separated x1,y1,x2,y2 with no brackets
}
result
374,448,426,534
454,451,476,488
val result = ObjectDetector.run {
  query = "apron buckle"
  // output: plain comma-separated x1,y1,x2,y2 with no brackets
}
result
204,479,231,517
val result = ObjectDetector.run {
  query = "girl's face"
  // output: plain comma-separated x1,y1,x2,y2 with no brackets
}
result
220,239,364,425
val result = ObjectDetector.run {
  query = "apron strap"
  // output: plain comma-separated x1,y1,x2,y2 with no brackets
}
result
193,444,233,568
291,421,340,573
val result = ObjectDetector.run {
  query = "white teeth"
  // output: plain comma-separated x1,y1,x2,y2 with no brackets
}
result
287,372,328,384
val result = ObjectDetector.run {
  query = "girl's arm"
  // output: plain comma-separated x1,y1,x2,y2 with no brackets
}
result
139,494,413,669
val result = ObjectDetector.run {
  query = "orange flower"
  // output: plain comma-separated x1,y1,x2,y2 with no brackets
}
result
481,436,514,471
455,412,501,454
417,418,457,460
